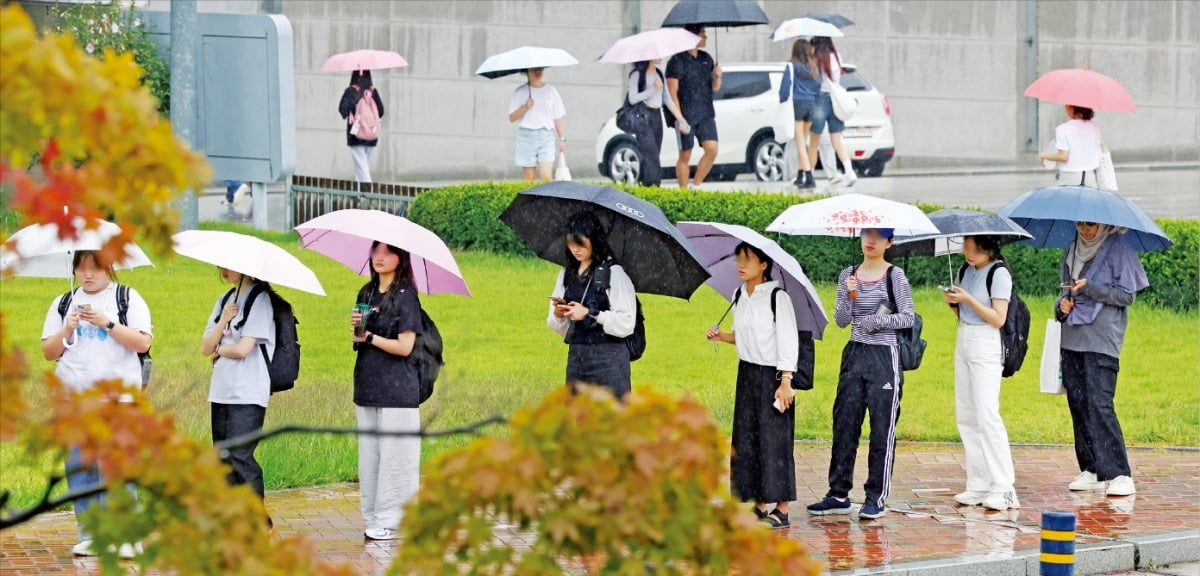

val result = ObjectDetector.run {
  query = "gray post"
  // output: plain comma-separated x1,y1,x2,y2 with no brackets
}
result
170,0,200,230
1024,0,1040,152
251,182,267,229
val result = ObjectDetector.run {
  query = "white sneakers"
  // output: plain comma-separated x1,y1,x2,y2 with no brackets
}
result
364,527,399,541
954,490,988,506
1068,471,1105,491
72,540,141,558
982,491,1021,511
842,170,858,186
1106,475,1137,496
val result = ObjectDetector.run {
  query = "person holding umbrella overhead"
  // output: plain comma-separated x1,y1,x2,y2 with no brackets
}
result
666,25,721,189
626,59,689,187
806,36,857,187
1056,222,1148,497
508,67,567,182
547,211,637,398
338,69,385,183
1038,104,1103,187
778,38,822,189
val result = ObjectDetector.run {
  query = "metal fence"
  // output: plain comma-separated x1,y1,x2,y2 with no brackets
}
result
287,175,433,228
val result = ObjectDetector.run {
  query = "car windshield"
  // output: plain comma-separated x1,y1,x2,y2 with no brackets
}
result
841,69,872,92
713,71,771,101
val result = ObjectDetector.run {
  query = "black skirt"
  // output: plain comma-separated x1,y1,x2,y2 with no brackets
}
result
730,360,797,503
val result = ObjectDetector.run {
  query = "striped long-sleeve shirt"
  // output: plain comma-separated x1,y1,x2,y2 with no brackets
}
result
834,266,915,347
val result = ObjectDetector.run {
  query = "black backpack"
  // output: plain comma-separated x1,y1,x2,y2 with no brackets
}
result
591,258,647,362
732,286,815,390
411,308,444,404
957,261,1031,378
856,265,926,371
219,284,300,394
57,285,152,386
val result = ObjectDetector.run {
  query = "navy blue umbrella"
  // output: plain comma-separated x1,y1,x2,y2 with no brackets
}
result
996,186,1172,251
661,0,770,28
499,181,709,299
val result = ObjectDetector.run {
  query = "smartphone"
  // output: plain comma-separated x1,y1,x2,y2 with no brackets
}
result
773,398,786,413
1060,283,1076,289
77,304,91,312
937,285,954,293
549,297,567,306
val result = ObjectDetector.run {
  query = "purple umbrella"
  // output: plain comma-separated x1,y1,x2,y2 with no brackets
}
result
295,209,470,296
677,221,828,339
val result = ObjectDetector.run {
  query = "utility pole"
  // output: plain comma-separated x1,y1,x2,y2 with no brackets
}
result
171,0,200,230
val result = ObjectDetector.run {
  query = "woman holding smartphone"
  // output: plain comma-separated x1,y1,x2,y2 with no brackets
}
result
705,242,798,529
942,236,1019,511
547,212,636,398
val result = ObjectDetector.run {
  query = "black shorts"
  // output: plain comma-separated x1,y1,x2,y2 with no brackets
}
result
793,99,815,123
676,117,718,151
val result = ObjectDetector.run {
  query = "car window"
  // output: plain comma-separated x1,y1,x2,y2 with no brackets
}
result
840,70,872,92
713,71,771,101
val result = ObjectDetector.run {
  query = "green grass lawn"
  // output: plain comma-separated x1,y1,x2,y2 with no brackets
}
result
2,230,1197,510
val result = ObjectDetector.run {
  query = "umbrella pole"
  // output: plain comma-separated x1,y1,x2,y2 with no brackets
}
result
947,254,954,285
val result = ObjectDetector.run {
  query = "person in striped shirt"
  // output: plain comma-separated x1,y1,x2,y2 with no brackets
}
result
806,228,915,520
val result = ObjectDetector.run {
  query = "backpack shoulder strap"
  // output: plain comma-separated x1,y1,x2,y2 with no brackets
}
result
236,283,267,331
116,284,131,326
985,260,1008,297
57,288,76,320
956,263,969,285
213,287,237,325
770,287,785,323
885,265,896,308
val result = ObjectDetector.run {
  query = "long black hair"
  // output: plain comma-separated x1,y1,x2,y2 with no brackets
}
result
564,211,613,275
633,60,650,92
812,36,840,80
350,69,373,89
360,240,413,312
734,241,774,281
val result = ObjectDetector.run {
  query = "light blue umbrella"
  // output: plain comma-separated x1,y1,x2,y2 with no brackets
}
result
996,185,1172,251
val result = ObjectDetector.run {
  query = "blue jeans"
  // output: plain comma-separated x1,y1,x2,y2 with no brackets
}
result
66,447,139,541
224,180,243,203
809,92,845,134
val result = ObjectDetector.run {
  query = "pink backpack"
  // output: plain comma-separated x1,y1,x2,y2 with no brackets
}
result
350,88,381,141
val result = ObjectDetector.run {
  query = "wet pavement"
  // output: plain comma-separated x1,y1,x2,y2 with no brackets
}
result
3,441,1197,575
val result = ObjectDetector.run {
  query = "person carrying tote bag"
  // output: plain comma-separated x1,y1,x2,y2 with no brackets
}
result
778,39,821,190
1039,104,1107,189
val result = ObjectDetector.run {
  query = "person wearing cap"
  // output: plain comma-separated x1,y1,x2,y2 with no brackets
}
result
806,227,914,520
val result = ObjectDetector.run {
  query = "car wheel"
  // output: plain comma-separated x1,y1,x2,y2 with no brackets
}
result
752,137,787,182
605,140,641,185
861,159,886,178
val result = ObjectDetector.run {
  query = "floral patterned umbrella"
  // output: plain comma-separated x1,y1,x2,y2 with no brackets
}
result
765,193,938,238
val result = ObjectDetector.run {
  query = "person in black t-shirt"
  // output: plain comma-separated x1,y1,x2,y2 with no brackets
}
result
666,24,723,189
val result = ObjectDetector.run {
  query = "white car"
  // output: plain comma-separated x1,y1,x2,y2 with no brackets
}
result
595,62,895,183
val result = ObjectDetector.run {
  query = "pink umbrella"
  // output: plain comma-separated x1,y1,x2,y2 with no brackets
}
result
320,49,409,73
1024,68,1136,113
295,210,470,296
598,28,701,64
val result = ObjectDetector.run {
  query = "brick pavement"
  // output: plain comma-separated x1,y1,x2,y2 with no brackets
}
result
2,442,1197,575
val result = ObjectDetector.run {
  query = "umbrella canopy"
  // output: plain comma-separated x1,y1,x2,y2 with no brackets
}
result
771,17,844,42
173,230,326,296
598,28,702,64
889,209,1032,257
499,181,709,299
295,209,470,296
677,221,829,339
1024,68,1136,113
1,219,153,279
661,0,770,28
766,193,940,238
475,46,578,79
996,186,1171,251
320,49,408,72
803,12,855,28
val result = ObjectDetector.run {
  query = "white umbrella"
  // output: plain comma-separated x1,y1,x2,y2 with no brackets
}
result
766,193,939,238
771,17,844,42
172,230,325,296
1,219,153,279
475,46,578,79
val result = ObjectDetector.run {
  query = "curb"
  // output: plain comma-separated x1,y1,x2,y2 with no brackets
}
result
826,531,1200,576
882,162,1199,179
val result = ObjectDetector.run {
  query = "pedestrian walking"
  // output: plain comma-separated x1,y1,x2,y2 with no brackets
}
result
349,241,424,540
806,228,913,520
779,38,821,190
547,211,637,398
705,242,798,529
942,236,1019,511
666,25,721,189
1039,105,1102,187
338,70,385,183
41,250,151,558
805,36,857,187
626,59,689,187
200,268,276,502
507,67,567,182
1057,222,1148,497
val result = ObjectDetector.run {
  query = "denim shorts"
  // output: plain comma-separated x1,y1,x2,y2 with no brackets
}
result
810,92,845,134
792,99,815,123
515,128,556,167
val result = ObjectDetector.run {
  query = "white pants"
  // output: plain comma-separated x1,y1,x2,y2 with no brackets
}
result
356,406,420,531
954,324,1015,493
349,145,374,183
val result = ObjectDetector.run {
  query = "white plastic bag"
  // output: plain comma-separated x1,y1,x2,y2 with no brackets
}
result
831,84,858,121
773,63,795,142
554,152,572,181
1040,319,1065,395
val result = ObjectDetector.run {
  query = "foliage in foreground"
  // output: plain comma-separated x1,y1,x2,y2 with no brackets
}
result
396,386,821,576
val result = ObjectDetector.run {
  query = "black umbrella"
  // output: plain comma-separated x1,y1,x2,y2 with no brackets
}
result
661,0,770,28
889,209,1033,283
499,181,709,299
803,12,855,29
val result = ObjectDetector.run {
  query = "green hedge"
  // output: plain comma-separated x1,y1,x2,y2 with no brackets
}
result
409,182,1199,312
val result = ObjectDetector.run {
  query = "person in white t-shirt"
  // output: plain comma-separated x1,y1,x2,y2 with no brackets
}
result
40,250,152,558
200,268,275,504
507,67,567,181
1040,105,1102,187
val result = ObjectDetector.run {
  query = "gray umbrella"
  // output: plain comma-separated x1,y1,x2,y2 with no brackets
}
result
803,12,855,29
889,209,1032,282
661,0,770,28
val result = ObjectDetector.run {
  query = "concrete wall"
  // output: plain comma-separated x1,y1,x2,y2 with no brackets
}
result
128,0,1200,180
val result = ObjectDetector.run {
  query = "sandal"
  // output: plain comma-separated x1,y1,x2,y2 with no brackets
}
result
753,506,770,521
767,508,790,529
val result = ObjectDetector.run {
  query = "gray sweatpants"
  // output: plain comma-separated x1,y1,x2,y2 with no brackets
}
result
356,406,421,531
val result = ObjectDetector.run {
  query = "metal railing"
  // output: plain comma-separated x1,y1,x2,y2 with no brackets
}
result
286,175,434,229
